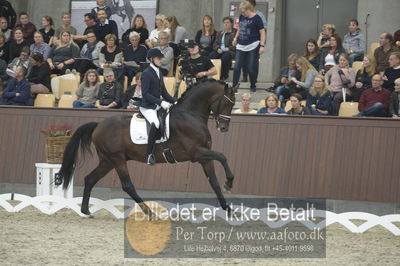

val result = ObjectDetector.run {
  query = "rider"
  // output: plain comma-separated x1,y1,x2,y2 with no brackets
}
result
139,48,177,165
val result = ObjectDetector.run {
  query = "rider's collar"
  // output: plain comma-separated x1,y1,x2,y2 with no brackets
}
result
150,63,160,78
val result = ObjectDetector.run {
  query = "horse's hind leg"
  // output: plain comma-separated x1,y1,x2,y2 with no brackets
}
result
114,160,155,218
81,160,113,215
199,160,231,214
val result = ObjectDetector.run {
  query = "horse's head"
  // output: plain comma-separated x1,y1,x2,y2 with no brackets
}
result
210,83,239,132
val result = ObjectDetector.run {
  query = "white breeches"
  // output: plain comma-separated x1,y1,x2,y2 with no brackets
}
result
139,106,161,128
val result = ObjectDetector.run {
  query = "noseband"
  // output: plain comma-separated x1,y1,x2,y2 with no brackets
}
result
212,93,235,125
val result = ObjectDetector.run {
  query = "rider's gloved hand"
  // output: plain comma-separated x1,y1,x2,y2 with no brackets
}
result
161,101,172,110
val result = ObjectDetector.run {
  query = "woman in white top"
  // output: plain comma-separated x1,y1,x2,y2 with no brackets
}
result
145,14,170,48
234,93,257,114
166,16,188,44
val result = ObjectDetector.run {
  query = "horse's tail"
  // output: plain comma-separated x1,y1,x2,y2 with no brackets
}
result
59,122,99,190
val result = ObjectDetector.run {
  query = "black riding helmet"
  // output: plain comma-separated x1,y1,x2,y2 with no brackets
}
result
147,48,164,60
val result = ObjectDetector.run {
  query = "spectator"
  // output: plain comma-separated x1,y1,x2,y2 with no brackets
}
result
248,0,268,28
154,31,174,76
258,94,285,114
374,33,399,73
122,14,149,46
166,16,188,44
0,57,9,87
306,75,331,115
30,31,51,60
179,42,216,84
210,17,237,81
74,31,105,79
355,74,390,117
93,9,118,43
123,31,147,85
383,51,400,92
234,93,257,114
242,0,267,83
95,68,122,109
14,12,36,45
8,28,28,63
146,14,170,48
343,19,365,66
290,56,318,99
98,33,123,85
0,66,33,106
195,15,217,56
232,1,265,92
303,39,321,70
0,0,16,28
8,46,31,71
0,16,11,41
269,53,301,105
52,13,77,45
389,78,400,118
27,52,51,95
121,72,142,110
393,29,400,49
39,16,54,44
73,13,97,44
91,0,112,20
354,55,377,101
325,53,356,115
317,24,335,50
286,93,311,115
47,30,80,75
73,69,100,108
319,34,345,73
0,32,9,62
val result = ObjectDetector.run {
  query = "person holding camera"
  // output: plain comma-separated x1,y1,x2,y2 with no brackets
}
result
179,42,217,85
139,48,177,165
325,53,356,115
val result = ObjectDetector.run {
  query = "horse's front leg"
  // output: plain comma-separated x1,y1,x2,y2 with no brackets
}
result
198,160,231,215
195,149,234,193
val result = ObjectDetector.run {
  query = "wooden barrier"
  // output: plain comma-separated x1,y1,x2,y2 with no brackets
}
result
1,106,399,202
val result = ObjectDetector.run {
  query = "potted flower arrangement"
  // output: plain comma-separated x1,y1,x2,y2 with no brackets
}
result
41,124,73,164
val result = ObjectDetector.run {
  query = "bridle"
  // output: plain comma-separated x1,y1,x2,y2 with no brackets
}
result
211,92,235,126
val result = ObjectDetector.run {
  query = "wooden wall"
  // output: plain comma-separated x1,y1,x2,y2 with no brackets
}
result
1,106,400,202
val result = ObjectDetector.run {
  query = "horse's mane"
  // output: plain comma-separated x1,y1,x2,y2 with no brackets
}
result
177,79,226,103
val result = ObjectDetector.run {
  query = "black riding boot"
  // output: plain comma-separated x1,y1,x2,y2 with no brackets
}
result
146,123,158,165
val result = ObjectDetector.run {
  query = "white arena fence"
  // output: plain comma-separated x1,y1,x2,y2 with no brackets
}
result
1,193,399,236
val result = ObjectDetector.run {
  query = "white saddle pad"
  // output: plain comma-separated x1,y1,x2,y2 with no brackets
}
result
130,113,170,144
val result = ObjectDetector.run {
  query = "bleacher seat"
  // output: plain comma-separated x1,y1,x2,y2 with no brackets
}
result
59,78,78,96
58,95,77,108
211,59,221,80
164,77,176,97
178,81,187,98
368,42,380,57
34,94,55,107
167,59,174,77
338,102,359,117
98,75,104,83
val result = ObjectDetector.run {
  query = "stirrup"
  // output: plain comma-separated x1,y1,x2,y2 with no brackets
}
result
147,154,156,165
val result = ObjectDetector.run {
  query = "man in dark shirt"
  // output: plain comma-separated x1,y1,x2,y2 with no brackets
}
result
180,42,216,86
93,9,118,43
14,12,36,45
374,33,399,73
0,66,33,106
355,74,391,117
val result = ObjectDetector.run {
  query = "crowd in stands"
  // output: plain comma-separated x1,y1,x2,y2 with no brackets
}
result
0,0,399,119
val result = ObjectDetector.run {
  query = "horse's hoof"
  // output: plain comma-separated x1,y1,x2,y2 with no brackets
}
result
81,208,91,216
223,182,232,194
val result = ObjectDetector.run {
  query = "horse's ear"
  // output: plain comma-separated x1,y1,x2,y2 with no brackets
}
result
231,83,239,94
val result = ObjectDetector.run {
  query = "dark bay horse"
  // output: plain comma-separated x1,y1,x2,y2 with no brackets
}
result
58,79,238,217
